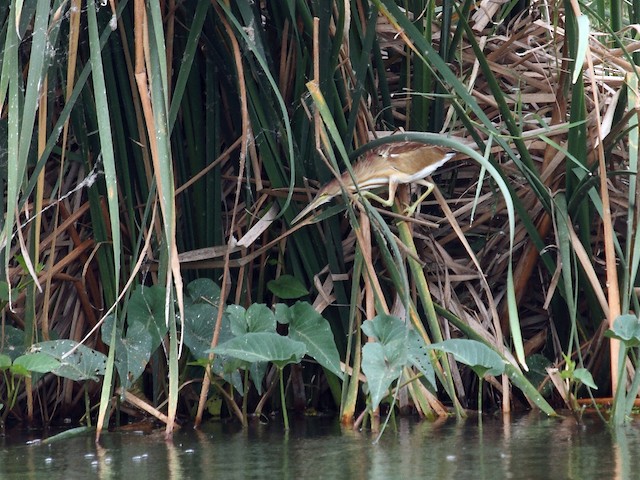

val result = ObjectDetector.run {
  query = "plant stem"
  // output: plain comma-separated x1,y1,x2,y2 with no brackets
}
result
279,368,289,430
242,369,249,424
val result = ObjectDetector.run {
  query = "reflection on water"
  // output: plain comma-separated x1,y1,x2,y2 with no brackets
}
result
0,413,638,479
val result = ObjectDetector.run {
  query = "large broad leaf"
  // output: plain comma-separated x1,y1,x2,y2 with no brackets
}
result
267,275,308,299
183,279,223,363
406,331,437,391
181,294,246,394
361,342,406,411
127,284,168,351
186,278,221,304
0,326,59,362
30,340,107,382
188,311,244,393
13,352,61,375
100,285,168,390
102,314,151,390
427,339,505,377
0,325,26,361
226,304,276,336
605,314,640,347
285,302,343,379
361,314,410,410
183,302,219,359
362,313,406,345
225,305,247,336
245,304,277,333
212,332,306,369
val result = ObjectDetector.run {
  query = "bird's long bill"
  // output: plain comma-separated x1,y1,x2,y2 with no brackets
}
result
291,194,331,224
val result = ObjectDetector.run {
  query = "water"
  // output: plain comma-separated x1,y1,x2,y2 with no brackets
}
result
0,413,638,479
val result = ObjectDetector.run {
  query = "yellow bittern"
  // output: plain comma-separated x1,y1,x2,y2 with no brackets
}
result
292,141,455,224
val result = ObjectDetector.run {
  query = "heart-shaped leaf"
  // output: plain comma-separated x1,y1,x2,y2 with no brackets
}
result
285,302,342,379
362,341,405,411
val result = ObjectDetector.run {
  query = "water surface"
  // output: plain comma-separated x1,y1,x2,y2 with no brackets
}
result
0,413,637,479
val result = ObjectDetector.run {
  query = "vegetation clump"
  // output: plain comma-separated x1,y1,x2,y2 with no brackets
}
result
1,0,639,437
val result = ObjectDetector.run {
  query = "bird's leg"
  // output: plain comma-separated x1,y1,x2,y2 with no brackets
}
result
405,178,435,216
361,181,399,207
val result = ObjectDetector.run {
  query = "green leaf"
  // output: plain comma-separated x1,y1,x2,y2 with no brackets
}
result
127,284,168,351
183,303,241,390
0,281,9,301
427,339,505,377
525,354,554,397
361,342,405,411
13,352,61,374
100,285,170,390
362,314,406,346
246,304,276,333
407,332,437,391
186,278,221,304
226,304,276,335
102,314,150,391
267,275,309,299
182,298,244,393
86,0,120,294
361,314,410,410
0,353,12,369
249,362,269,394
0,325,26,361
286,302,343,379
183,302,218,359
573,368,598,390
212,332,306,369
226,305,247,336
605,314,640,346
9,364,30,377
184,278,240,382
274,303,291,324
41,426,93,444
30,340,107,382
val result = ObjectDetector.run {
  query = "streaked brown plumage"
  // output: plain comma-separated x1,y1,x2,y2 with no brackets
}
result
292,141,455,224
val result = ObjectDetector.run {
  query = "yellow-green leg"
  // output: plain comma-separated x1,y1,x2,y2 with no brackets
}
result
361,181,400,207
357,179,436,216
404,180,435,216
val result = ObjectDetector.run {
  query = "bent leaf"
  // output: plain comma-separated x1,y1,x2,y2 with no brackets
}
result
573,368,598,390
212,332,307,369
427,339,505,377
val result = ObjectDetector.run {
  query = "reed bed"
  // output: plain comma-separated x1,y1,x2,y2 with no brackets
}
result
1,0,638,435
